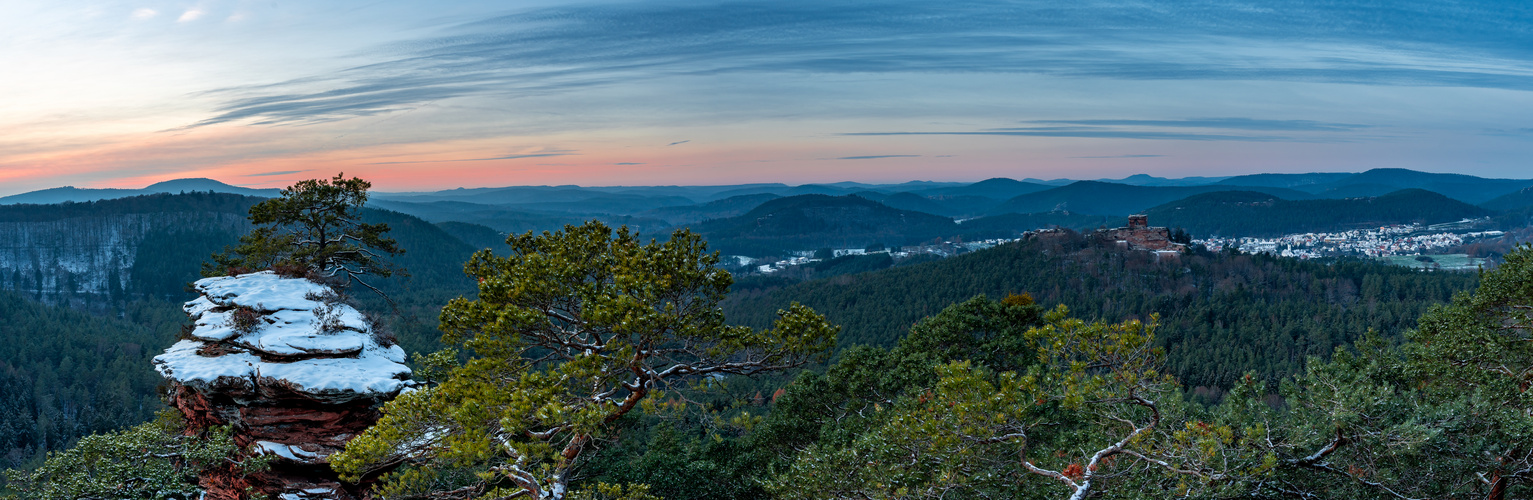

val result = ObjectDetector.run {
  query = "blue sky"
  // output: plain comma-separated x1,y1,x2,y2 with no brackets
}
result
2,0,1531,195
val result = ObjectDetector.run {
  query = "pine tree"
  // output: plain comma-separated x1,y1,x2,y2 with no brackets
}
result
2,411,265,500
205,173,402,295
331,221,837,500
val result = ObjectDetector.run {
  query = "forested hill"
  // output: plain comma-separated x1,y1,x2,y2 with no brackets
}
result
985,181,1313,216
723,231,1477,392
0,191,259,221
1481,185,1533,211
1143,189,1493,237
909,176,1051,199
688,194,957,256
1216,168,1533,204
641,193,781,225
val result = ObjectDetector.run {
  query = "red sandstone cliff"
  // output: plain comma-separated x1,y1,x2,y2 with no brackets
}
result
154,271,412,499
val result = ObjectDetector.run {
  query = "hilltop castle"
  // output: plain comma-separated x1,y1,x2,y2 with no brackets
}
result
1096,214,1186,253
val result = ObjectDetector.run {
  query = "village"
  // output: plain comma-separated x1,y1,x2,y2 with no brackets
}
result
744,214,1184,274
744,237,1023,274
1195,221,1504,259
742,216,1509,275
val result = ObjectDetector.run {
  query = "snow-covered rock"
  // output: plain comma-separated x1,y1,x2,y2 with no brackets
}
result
154,271,411,500
156,271,411,401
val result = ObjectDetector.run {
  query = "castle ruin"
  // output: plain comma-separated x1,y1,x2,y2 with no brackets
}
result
1096,214,1186,253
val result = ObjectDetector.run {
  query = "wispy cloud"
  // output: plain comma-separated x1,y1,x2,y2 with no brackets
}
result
244,170,305,177
667,140,690,146
844,115,1376,142
835,154,921,160
130,8,157,20
844,130,1296,142
1481,127,1533,138
177,8,204,23
183,0,1533,129
367,152,574,165
1071,154,1167,158
1030,118,1368,132
615,162,645,165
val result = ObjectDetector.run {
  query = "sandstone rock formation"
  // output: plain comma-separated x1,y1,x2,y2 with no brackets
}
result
154,271,412,499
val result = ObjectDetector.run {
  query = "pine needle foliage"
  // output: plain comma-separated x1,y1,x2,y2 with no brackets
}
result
205,173,402,295
2,410,264,500
331,221,837,500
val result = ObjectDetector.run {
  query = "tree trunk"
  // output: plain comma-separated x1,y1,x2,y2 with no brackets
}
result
1486,473,1506,500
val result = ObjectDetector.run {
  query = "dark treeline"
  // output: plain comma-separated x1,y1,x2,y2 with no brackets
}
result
724,230,1478,392
0,191,260,222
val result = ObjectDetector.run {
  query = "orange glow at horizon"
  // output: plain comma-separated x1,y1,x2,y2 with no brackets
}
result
8,121,1102,193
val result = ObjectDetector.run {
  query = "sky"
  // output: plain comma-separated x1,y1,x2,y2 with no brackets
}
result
2,0,1532,196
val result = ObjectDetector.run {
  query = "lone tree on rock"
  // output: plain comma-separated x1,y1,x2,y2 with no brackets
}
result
206,173,402,295
332,221,838,500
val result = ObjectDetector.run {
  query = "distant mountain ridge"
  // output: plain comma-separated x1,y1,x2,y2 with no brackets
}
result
7,169,1530,246
1217,168,1533,204
0,178,280,205
690,194,958,256
986,181,1314,216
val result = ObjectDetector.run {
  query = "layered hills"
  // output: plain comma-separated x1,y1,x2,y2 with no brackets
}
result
4,168,1529,266
1218,168,1533,204
985,181,1313,216
1143,189,1494,237
689,195,958,256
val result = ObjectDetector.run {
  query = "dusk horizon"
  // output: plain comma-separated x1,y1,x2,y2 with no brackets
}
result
6,1,1532,195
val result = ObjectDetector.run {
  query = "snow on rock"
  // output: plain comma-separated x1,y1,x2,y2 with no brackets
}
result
153,340,256,387
184,296,218,317
255,441,329,464
256,333,365,357
156,271,411,401
155,271,412,500
194,271,332,311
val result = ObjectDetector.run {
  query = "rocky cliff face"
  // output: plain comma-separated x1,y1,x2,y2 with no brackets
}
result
0,212,247,298
154,271,412,499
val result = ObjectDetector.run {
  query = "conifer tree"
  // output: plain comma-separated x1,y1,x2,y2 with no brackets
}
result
332,221,837,500
205,173,401,295
2,411,265,500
